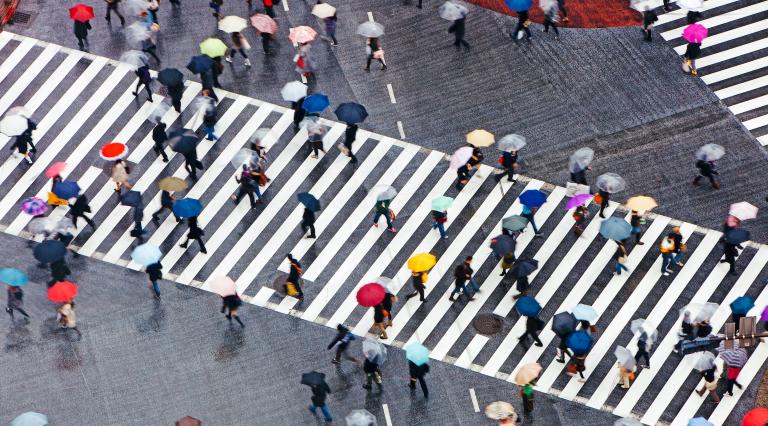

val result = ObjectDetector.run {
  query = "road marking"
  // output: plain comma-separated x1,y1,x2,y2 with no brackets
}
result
397,121,406,139
661,1,768,41
368,12,374,22
0,37,36,87
282,0,289,11
382,404,393,426
387,83,397,104
469,388,480,412
0,43,58,115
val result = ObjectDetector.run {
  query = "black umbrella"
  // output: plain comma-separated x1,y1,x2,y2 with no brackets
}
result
158,68,184,86
725,228,750,245
509,258,538,278
186,55,214,74
120,190,143,207
169,129,199,154
297,192,321,212
552,312,578,338
334,102,368,124
33,240,66,263
490,234,515,256
301,371,327,387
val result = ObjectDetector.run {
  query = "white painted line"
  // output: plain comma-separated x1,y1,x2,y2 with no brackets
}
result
661,1,768,41
704,57,768,85
758,134,768,145
714,74,768,100
282,0,289,11
386,83,397,104
469,388,480,412
0,43,59,115
0,37,36,87
382,404,393,426
38,166,103,233
696,39,768,69
0,31,13,56
727,92,768,115
743,113,768,131
654,0,737,26
397,121,406,139
251,286,275,307
673,18,768,54
368,12,375,22
275,296,299,314
455,334,489,368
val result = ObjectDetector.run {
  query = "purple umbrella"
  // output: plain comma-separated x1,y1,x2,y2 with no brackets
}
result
565,194,592,210
762,305,768,321
21,197,48,216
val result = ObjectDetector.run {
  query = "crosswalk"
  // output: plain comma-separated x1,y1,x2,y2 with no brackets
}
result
1,32,767,425
655,0,768,146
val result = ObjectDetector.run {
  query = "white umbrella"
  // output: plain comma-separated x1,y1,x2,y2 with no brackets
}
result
614,345,636,370
192,96,216,115
362,338,387,364
569,147,594,173
680,303,719,322
539,0,557,13
630,319,658,343
218,15,248,33
250,128,271,145
208,276,238,297
376,277,396,294
498,134,527,152
696,143,725,161
572,304,598,323
119,50,148,70
629,0,654,11
596,173,627,193
149,102,171,124
6,106,32,118
693,351,716,372
281,81,308,102
231,148,256,169
345,409,377,426
677,0,704,11
28,217,55,235
0,114,28,136
729,202,758,221
125,22,151,47
357,21,385,38
438,1,469,20
485,401,517,421
371,184,397,201
312,3,337,19
300,118,325,134
54,217,74,233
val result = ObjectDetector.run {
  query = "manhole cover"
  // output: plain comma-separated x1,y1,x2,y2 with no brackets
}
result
271,273,289,295
473,314,503,335
10,11,33,25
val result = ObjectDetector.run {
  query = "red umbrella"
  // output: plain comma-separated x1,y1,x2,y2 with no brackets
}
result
48,280,78,303
742,408,768,426
69,3,94,22
45,162,67,178
100,142,129,160
356,283,386,307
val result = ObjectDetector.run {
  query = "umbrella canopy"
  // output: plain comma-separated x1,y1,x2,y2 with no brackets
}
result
10,412,48,426
687,418,714,426
0,114,28,136
149,101,170,122
569,147,594,173
297,192,321,212
431,195,454,212
158,68,184,86
48,280,78,303
301,371,327,387
231,148,256,169
630,319,659,345
466,129,495,147
596,173,627,193
677,0,704,10
357,283,386,307
726,215,741,229
312,3,337,18
730,296,755,315
7,106,32,118
405,342,430,366
725,228,750,245
729,202,758,221
498,134,526,152
372,185,397,201
505,0,533,11
485,401,517,421
439,0,469,20
450,146,473,169
762,305,768,322
33,240,66,263
572,304,598,323
123,0,150,16
100,142,129,160
742,408,768,426
510,258,538,278
514,362,542,385
680,302,719,322
614,417,643,426
693,351,716,371
502,215,528,231
408,253,437,272
682,23,708,43
169,129,199,154
375,277,396,294
173,198,203,219
302,93,330,113
187,55,215,74
567,330,593,355
119,50,147,70
696,143,725,161
490,234,516,255
357,21,385,38
345,409,377,426
625,196,657,212
515,296,541,317
131,244,162,267
209,276,238,297
0,268,29,287
120,190,143,207
158,176,188,192
719,347,748,368
218,15,248,33
334,102,368,124
53,180,80,199
565,193,592,210
519,189,547,208
28,217,54,235
289,26,318,43
21,197,48,216
45,162,67,178
200,38,228,58
175,417,202,426
69,3,94,22
53,218,74,234
281,81,308,102
362,338,387,363
125,22,151,46
600,218,632,241
552,312,578,337
614,346,636,369
250,13,278,34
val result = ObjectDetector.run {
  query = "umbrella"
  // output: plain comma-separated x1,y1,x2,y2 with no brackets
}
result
357,283,386,307
719,347,748,368
302,94,330,113
33,240,66,263
357,21,385,38
187,55,215,74
505,0,533,11
762,305,768,322
565,194,592,210
48,280,78,303
372,185,397,201
7,106,32,118
729,202,758,221
625,196,657,212
450,146,473,169
0,114,27,136
301,371,327,387
169,129,199,154
149,102,171,125
377,277,396,294
629,0,655,11
466,129,495,147
552,312,578,337
159,176,188,192
431,195,454,212
158,68,184,86
490,234,516,255
363,338,387,363
630,318,657,336
289,26,318,43
53,180,80,199
682,23,708,43
312,3,337,18
230,148,256,169
725,228,750,245
600,217,632,241
173,198,202,218
693,351,716,371
297,192,321,212
502,215,528,231
125,22,151,46
175,417,202,426
334,102,368,124
10,412,48,426
192,95,216,115
498,134,526,152
250,13,278,34
730,296,755,315
614,346,636,369
120,190,143,207
250,128,271,146
301,119,325,135
687,418,714,426
596,173,627,193
515,362,542,385
218,15,248,33
519,189,547,208
567,330,593,355
0,268,29,287
28,217,54,235
742,408,768,426
510,259,538,278
21,197,48,216
53,218,74,234
100,142,129,160
405,342,430,366
696,143,725,161
69,3,94,22
119,50,147,70
124,0,150,15
677,0,704,10
572,304,598,323
209,276,238,297
569,148,594,173
515,296,541,317
680,303,719,322
485,401,517,421
281,81,308,102
131,244,162,267
408,253,437,272
45,162,67,178
345,409,377,426
200,38,228,58
439,1,469,20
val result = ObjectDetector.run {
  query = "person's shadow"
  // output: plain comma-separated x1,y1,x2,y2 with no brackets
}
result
213,326,246,362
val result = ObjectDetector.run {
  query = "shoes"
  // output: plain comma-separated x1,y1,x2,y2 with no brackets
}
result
381,65,387,70
388,227,397,233
244,59,251,67
556,358,565,363
331,359,340,365
373,223,379,228
225,56,233,63
179,243,187,249
637,242,645,245
362,384,372,390
663,272,670,276
200,248,208,254
364,67,370,72
442,235,449,239
534,342,543,347
676,262,685,266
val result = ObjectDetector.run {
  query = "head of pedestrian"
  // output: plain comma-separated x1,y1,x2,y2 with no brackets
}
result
464,256,472,264
672,226,681,234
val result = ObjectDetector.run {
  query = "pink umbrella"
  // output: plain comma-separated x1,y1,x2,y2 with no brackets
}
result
21,197,48,216
761,305,768,322
449,146,473,169
565,193,592,210
682,23,708,43
288,26,317,44
45,162,67,178
250,13,278,34
208,276,237,297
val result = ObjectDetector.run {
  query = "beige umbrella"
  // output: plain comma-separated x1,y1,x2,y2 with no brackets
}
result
625,196,658,212
218,15,248,33
514,362,542,385
466,129,495,147
159,176,188,192
312,3,337,18
485,401,517,421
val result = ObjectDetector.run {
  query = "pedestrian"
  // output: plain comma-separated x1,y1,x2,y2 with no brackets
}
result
146,261,162,299
566,353,587,382
696,319,713,338
372,198,397,232
519,315,544,347
57,301,82,338
364,37,387,71
662,0,672,11
68,194,96,229
596,189,610,218
74,18,92,51
296,42,316,79
408,360,429,398
221,293,245,327
679,311,695,340
448,16,470,50
617,362,634,389
382,290,396,329
362,354,383,390
573,204,588,236
449,256,479,302
179,216,207,254
466,144,484,178
150,122,169,162
105,0,126,26
327,324,360,365
169,0,180,7
670,226,685,266
456,163,470,190
682,39,702,76
258,30,275,55
555,336,571,363
431,209,449,239
202,94,219,141
49,258,71,286
292,96,306,131
634,332,651,369
263,0,276,18
725,355,744,396
693,158,720,189
6,285,30,322
642,6,658,42
614,240,630,275
286,253,304,299
558,0,569,22
301,207,316,238
719,241,740,276
324,12,338,46
232,165,263,208
521,204,543,237
132,63,154,103
131,206,147,240
183,150,202,181
494,150,517,183
308,381,333,422
343,123,358,164
148,0,160,23
499,252,516,276
167,83,184,113
210,0,223,19
111,159,132,194
660,235,675,276
152,190,180,225
225,32,252,67
308,125,326,159
541,3,560,40
373,303,388,339
141,22,161,64
512,9,532,42
570,165,590,185
521,382,534,413
695,367,720,403
512,272,529,299
630,210,644,244
406,270,427,302
10,118,36,164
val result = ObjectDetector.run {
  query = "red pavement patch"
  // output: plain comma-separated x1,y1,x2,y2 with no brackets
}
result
468,0,642,28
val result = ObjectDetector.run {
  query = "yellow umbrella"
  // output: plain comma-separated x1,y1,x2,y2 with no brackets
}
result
466,129,495,147
407,253,437,272
200,38,228,58
514,362,542,385
158,177,188,192
625,195,658,212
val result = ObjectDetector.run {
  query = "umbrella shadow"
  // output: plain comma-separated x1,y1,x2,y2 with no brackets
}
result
135,300,167,334
212,326,246,362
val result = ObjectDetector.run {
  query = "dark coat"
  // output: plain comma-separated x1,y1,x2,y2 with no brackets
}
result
344,124,358,147
70,195,92,215
147,262,163,281
51,260,71,281
408,361,430,378
74,20,91,38
136,65,152,84
310,383,331,406
448,17,466,39
526,316,544,332
153,123,168,146
303,208,315,224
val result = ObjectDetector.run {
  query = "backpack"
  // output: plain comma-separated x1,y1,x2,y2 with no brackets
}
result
660,237,674,253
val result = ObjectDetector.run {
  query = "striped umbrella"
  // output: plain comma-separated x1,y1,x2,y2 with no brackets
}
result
718,347,748,368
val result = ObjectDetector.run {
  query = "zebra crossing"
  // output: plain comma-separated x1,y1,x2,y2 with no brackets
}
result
0,32,767,425
655,0,768,146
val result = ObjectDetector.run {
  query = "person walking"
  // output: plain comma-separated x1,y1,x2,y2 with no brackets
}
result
499,252,516,276
49,259,71,286
693,158,719,189
343,123,358,164
291,96,306,131
556,335,571,363
566,353,587,382
406,271,427,302
372,198,396,232
521,204,543,237
617,362,634,389
519,315,544,348
521,383,534,413
286,253,304,299
362,353,383,391
6,286,30,323
324,12,338,46
296,42,316,80
308,381,333,422
147,0,160,23
146,261,162,300
132,63,154,103
202,95,219,141
634,332,651,369
597,189,610,218
327,324,360,365
570,165,590,185
232,165,262,208
57,301,82,338
494,150,517,183
183,150,201,181
225,32,252,67
301,207,317,239
670,226,686,266
111,159,132,194
512,9,532,42
69,194,96,229
720,241,741,276
572,204,588,236
210,0,223,19
614,240,630,276
408,360,429,398
642,6,658,42
725,355,744,396
221,294,245,327
263,0,276,18
431,209,449,239
679,311,695,341
449,257,478,302
74,18,92,51
105,0,126,26
660,235,675,276
10,119,36,164
179,216,207,254
695,367,720,403
152,190,179,225
167,83,184,113
152,121,169,162
308,125,326,159
141,24,161,64
630,210,644,244
456,163,470,190
373,303,389,339
364,37,387,71
558,0,569,22
131,205,147,241
258,30,275,55
541,2,560,40
683,39,702,76
512,272,529,299
448,16,470,50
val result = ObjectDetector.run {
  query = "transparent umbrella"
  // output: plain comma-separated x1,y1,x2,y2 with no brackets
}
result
250,128,271,146
0,114,28,136
693,351,716,371
696,143,725,161
281,81,308,102
438,1,469,21
485,401,517,421
614,345,636,370
124,0,149,16
148,102,170,124
539,0,557,13
218,15,248,33
596,173,627,193
680,302,719,322
568,148,594,173
345,409,377,426
376,276,396,294
231,148,256,169
371,184,397,201
125,22,150,47
630,319,658,344
629,0,654,11
498,134,526,152
678,0,704,11
362,338,387,364
614,418,643,426
27,217,54,235
357,21,385,38
7,106,33,118
119,50,147,70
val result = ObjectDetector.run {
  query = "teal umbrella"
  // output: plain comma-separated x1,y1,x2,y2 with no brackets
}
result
405,342,430,366
0,268,29,287
502,215,528,231
431,196,453,212
131,244,162,267
599,217,632,241
11,412,48,426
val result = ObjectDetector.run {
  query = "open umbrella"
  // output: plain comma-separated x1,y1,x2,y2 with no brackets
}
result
297,192,321,212
158,176,188,192
53,218,73,234
21,197,48,216
363,338,387,363
100,142,129,160
357,21,385,38
762,305,768,322
725,228,750,245
450,146,473,169
490,234,516,255
680,303,719,322
498,134,526,152
729,202,758,221
431,196,454,212
629,0,654,11
371,185,397,201
552,312,577,337
408,253,437,272
53,180,80,199
312,3,337,18
600,217,632,241
158,68,184,86
357,283,386,307
625,196,657,212
120,190,143,207
730,296,754,315
572,304,598,323
485,401,517,421
123,0,150,15
0,268,29,287
250,13,278,34
301,371,327,387
230,148,256,169
33,240,66,263
149,102,171,125
502,215,528,231
289,26,318,43
0,114,28,136
345,409,377,426
515,296,541,317
405,342,430,366
682,23,708,43
695,143,724,161
131,244,162,267
466,129,495,147
742,408,768,426
687,418,714,426
173,198,203,218
175,417,202,426
45,162,67,178
596,173,626,193
439,1,469,20
187,55,214,74
567,330,593,355
519,189,547,208
48,280,78,303
119,50,147,70
505,0,533,12
281,81,308,102
569,148,594,173
169,129,199,154
719,347,748,368
200,38,228,58
28,217,54,235
614,346,636,370
11,412,48,426
7,106,32,118
69,3,94,22
334,102,368,124
209,276,238,297
565,193,592,210
376,277,396,294
693,351,716,371
125,22,151,46
218,15,248,33
302,94,330,113
510,259,538,278
515,362,542,385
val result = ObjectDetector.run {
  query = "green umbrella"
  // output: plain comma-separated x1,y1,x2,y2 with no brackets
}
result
200,38,228,58
502,215,528,231
431,196,454,212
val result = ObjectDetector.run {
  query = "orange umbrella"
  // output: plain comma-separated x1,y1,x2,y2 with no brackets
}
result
48,280,78,303
69,3,94,22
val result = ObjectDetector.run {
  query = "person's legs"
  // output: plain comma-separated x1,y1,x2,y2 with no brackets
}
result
366,55,373,70
469,278,481,293
436,222,447,238
247,191,256,207
308,223,316,238
151,280,161,297
195,237,207,253
319,404,332,421
418,376,429,398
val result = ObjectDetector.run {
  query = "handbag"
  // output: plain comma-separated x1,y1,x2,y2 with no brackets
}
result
566,362,577,374
593,193,603,205
258,172,268,187
372,49,384,59
618,256,627,264
628,372,635,381
285,282,300,297
389,209,396,221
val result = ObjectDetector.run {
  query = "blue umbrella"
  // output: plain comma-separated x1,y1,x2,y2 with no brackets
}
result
0,268,29,287
730,296,754,315
11,412,48,426
33,240,66,263
519,190,547,208
173,198,203,219
120,190,143,207
567,330,593,355
186,55,214,74
515,296,541,317
297,192,321,212
53,180,80,199
334,102,368,124
131,244,162,267
687,417,714,426
302,94,330,113
405,342,430,366
600,217,632,241
505,0,533,12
